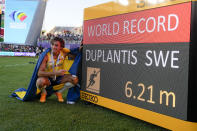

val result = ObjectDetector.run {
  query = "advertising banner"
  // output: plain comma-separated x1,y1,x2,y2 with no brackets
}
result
0,51,35,56
4,0,38,44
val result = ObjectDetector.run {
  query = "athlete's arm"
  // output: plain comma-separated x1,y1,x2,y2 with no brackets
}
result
37,55,66,77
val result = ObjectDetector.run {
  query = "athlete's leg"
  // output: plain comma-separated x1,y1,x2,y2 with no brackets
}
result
36,77,50,102
54,75,78,102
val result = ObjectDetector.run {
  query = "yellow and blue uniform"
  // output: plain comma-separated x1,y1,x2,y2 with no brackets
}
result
46,51,65,73
37,50,74,92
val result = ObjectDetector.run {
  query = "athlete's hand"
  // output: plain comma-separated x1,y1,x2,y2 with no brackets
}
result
56,69,67,76
63,48,70,53
71,75,78,85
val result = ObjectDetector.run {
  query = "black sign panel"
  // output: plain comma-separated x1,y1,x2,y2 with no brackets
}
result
82,43,189,120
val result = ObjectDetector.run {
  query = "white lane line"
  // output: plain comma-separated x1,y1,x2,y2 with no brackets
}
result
0,63,29,68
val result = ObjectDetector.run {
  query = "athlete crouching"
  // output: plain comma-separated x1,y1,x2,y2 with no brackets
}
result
36,37,78,103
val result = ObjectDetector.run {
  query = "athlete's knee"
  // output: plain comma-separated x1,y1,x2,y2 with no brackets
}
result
36,77,50,88
68,75,78,85
61,74,72,83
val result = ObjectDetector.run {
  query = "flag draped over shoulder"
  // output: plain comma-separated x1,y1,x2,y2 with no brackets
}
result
11,48,81,101
69,48,82,75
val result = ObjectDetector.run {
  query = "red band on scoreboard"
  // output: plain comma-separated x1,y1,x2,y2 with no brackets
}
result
84,2,191,44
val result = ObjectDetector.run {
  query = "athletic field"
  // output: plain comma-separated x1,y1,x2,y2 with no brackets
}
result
0,57,167,130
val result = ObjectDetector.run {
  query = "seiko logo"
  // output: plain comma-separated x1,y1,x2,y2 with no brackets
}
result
81,92,98,103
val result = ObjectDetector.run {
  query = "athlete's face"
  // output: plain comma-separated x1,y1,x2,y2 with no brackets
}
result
51,41,62,55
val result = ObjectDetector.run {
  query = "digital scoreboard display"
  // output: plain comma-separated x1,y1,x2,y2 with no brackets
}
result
81,0,197,130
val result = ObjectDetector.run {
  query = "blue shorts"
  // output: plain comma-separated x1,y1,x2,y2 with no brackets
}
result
48,76,64,86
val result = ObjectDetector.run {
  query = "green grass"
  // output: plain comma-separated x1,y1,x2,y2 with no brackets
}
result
0,57,168,131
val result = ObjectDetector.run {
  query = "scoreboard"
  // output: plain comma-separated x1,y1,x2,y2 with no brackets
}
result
81,0,197,130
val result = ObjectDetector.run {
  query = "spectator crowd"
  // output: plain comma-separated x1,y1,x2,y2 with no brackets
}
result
0,43,37,52
0,29,83,55
38,31,82,45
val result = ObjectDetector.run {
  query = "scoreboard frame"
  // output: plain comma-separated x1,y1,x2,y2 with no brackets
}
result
81,0,197,130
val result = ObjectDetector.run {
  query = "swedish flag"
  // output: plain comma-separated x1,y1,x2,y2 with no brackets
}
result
11,48,81,101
